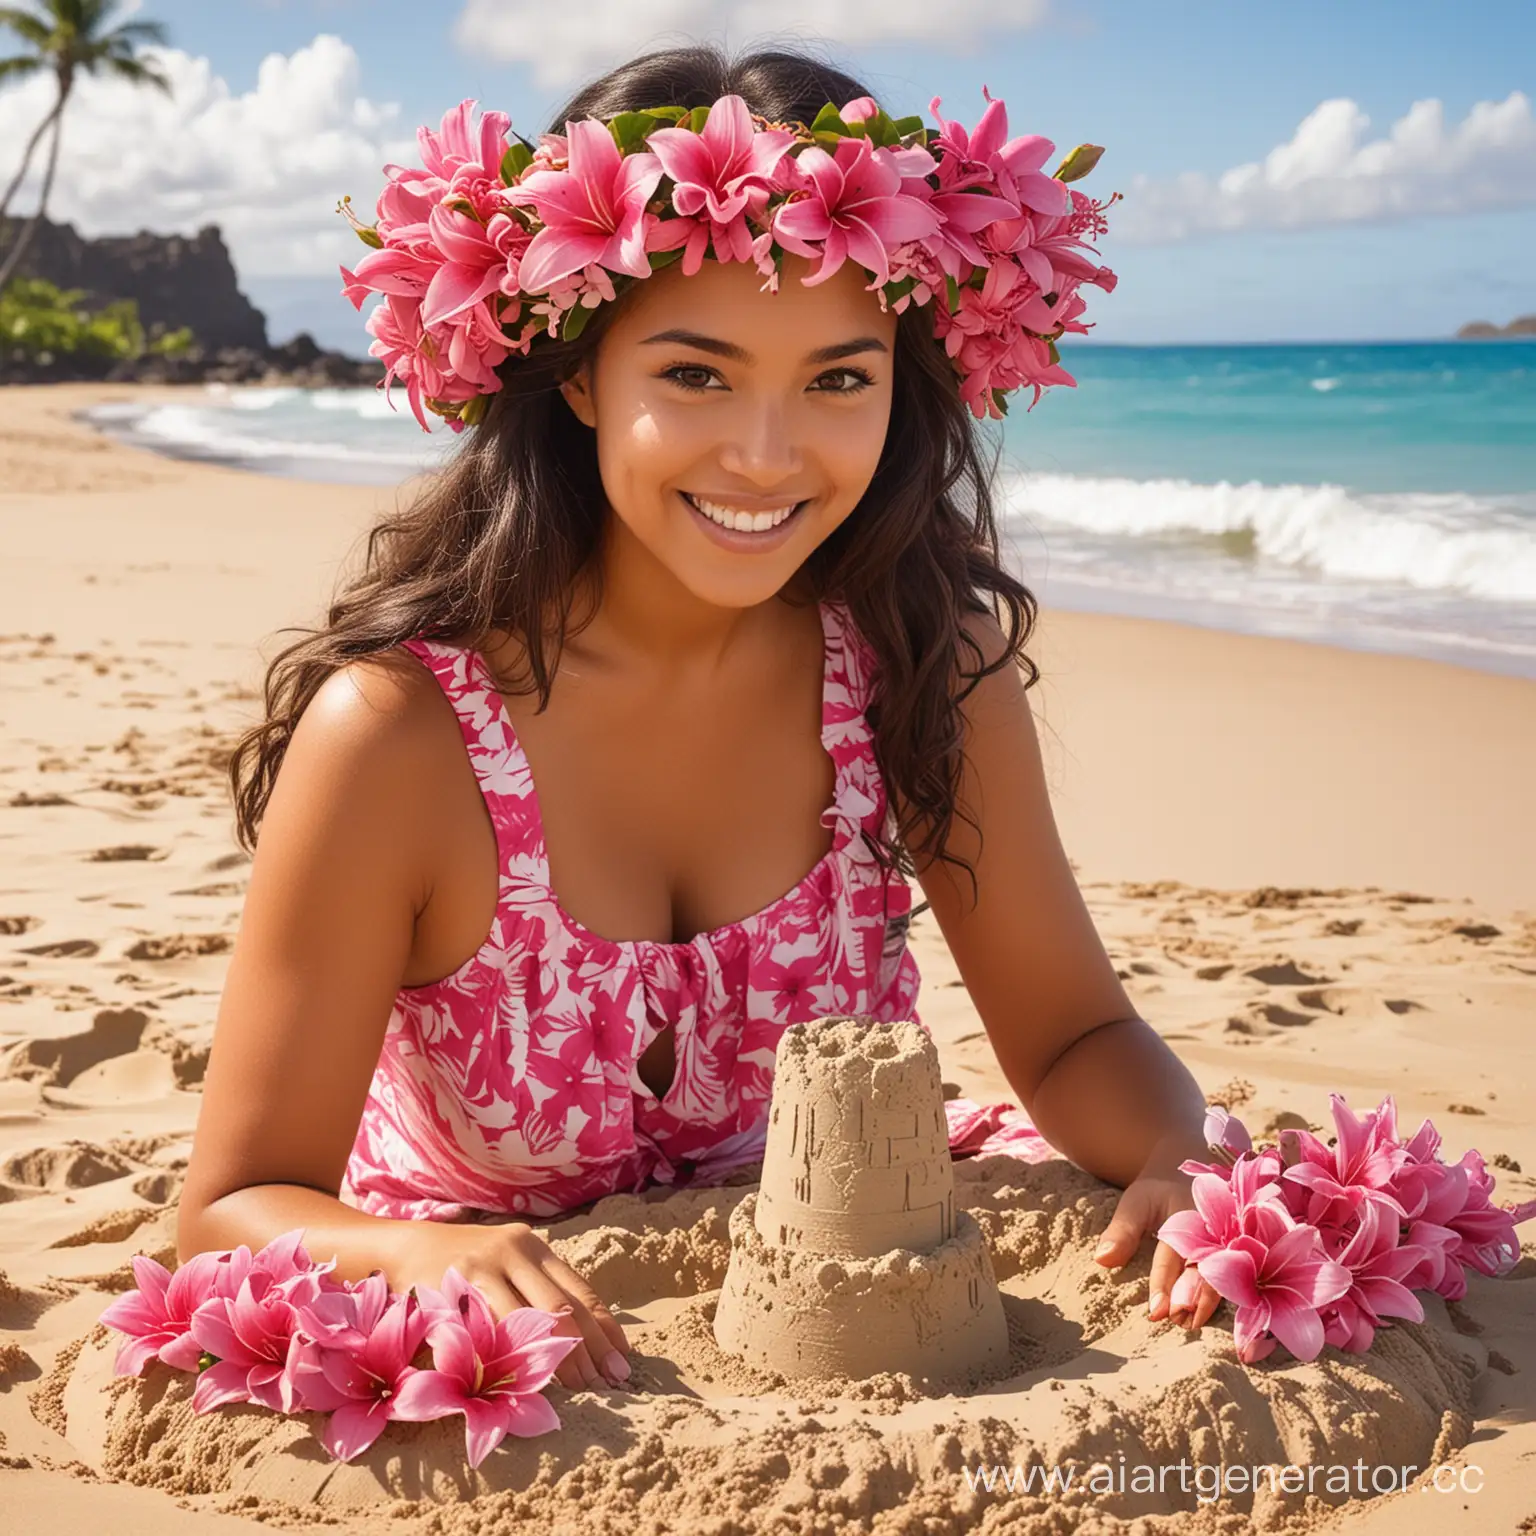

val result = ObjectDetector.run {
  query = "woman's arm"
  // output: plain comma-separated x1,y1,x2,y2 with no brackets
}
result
178,654,630,1388
902,610,1217,1326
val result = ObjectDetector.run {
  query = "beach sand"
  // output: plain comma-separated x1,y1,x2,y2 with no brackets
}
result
2,383,1533,1534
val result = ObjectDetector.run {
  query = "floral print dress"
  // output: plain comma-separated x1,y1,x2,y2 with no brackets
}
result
342,599,1047,1224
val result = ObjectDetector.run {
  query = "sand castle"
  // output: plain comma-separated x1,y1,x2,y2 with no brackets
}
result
712,1016,1009,1382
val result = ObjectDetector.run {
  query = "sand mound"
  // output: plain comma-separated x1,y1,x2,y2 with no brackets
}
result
54,1152,1483,1533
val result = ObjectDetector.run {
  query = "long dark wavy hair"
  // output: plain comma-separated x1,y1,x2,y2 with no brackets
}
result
228,40,1041,904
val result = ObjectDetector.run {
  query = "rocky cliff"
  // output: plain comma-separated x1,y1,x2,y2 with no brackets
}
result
1,214,270,350
1455,315,1536,338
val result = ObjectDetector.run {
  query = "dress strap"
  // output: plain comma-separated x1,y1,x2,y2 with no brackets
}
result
396,637,536,882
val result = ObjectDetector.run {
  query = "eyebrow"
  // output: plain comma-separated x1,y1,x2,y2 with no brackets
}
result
639,328,889,365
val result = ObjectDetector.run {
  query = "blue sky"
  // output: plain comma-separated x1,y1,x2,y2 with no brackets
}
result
2,0,1532,348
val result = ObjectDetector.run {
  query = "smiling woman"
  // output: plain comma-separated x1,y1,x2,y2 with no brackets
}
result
173,40,1224,1402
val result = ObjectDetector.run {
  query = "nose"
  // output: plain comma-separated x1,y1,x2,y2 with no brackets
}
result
718,397,804,486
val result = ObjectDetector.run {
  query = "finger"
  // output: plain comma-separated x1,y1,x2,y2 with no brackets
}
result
1093,1186,1152,1271
1167,1263,1203,1326
540,1253,631,1368
1147,1239,1185,1321
1190,1276,1223,1331
505,1260,606,1391
464,1269,524,1322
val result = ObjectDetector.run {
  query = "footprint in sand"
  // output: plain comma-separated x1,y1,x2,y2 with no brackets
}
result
0,916,42,936
169,882,245,898
19,938,100,959
1295,986,1429,1017
0,1007,147,1087
123,934,233,961
1,1139,135,1192
205,852,251,873
86,845,166,863
8,791,74,808
1242,960,1333,986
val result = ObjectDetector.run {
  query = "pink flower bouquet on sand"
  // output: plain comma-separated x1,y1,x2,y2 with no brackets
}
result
1158,1095,1536,1364
100,1231,578,1466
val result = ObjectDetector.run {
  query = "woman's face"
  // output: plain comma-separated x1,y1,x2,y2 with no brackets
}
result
558,253,899,611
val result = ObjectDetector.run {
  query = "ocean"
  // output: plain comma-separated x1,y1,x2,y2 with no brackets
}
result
85,339,1536,678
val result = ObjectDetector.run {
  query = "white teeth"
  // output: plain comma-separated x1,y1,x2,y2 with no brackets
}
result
688,494,799,532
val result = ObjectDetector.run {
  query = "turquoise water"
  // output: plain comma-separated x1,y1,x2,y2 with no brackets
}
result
86,338,1536,677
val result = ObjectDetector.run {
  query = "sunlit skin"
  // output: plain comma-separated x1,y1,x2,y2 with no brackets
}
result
555,251,898,668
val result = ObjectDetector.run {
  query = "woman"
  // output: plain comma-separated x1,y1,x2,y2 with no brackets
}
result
177,43,1222,1397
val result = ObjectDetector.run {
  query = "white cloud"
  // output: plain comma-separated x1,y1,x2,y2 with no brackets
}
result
0,34,413,277
1115,90,1536,245
452,0,1050,90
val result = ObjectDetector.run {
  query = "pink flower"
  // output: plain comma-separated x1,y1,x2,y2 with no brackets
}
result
1198,1225,1353,1364
390,1268,578,1466
1318,1199,1427,1352
504,118,663,292
928,88,1070,220
770,135,940,288
291,1276,431,1462
188,1264,326,1415
99,1250,244,1377
645,94,796,276
1280,1093,1407,1228
416,98,513,190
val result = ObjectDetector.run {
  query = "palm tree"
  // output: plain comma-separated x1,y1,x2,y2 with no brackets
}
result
0,1,171,290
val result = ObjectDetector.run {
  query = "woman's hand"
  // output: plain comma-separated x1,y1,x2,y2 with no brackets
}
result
395,1220,631,1390
1090,1150,1223,1332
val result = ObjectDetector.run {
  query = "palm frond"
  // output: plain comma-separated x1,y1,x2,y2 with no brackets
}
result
0,51,44,80
0,8,54,49
100,51,169,93
104,18,169,48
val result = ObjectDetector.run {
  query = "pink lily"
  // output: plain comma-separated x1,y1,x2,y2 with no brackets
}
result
1319,1199,1427,1352
390,1268,578,1466
1280,1093,1408,1228
415,98,513,191
504,118,663,292
646,94,796,275
771,135,940,288
291,1277,431,1462
1198,1225,1353,1363
188,1267,323,1414
928,88,1070,219
100,1250,246,1377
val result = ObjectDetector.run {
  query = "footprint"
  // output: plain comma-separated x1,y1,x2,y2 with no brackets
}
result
8,791,73,808
206,851,251,872
86,845,165,863
1195,963,1234,981
169,882,245,898
48,1206,161,1250
0,916,41,936
1,1140,135,1190
0,1007,147,1086
1243,961,1332,986
123,933,233,961
19,939,100,959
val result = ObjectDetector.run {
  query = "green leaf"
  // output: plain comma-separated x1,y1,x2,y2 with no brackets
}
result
809,103,851,137
500,142,533,184
559,302,595,342
685,104,710,133
609,111,660,154
460,393,489,428
891,113,926,139
882,275,916,306
990,387,1010,417
945,274,961,313
644,104,690,123
1053,143,1104,183
861,109,903,149
648,246,685,271
1046,339,1061,366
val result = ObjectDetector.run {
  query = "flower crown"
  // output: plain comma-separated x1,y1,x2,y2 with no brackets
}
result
338,89,1121,432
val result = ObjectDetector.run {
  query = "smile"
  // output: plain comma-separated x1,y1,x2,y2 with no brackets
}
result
681,491,809,534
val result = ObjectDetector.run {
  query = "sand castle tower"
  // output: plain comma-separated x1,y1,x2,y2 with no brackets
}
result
713,1017,1009,1381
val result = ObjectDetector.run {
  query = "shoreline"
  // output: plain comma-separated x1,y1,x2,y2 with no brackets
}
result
4,381,1534,914
1,379,1534,1532
51,377,1536,682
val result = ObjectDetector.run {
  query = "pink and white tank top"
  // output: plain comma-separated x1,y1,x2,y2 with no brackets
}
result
342,598,925,1222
